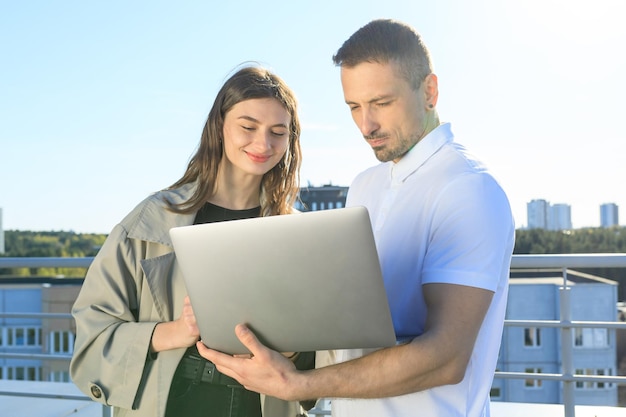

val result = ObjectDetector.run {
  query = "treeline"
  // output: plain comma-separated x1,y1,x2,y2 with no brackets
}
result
1,227,625,281
514,227,626,254
514,226,626,301
1,230,106,277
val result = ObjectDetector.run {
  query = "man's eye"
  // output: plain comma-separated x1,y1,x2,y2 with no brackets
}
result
377,102,390,107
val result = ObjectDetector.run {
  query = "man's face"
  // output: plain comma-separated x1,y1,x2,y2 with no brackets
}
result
340,61,427,163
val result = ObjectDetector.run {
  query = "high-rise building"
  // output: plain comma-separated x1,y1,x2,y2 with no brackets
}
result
600,203,619,228
0,207,4,254
527,200,572,230
549,203,572,231
527,199,549,229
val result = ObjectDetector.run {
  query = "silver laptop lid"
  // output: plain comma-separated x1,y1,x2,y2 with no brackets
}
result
170,206,396,354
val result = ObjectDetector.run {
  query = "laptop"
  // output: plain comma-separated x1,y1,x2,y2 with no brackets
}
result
169,206,396,354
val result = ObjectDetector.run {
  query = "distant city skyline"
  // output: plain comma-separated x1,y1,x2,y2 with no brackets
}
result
525,199,621,230
0,197,622,236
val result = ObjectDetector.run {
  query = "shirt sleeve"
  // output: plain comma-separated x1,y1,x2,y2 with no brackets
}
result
421,171,515,291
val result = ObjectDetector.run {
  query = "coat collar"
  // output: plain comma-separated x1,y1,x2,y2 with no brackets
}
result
127,182,199,247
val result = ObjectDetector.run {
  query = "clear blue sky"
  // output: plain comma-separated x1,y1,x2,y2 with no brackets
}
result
1,0,625,233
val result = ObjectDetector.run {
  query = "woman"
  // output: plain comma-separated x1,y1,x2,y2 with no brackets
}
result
70,66,313,417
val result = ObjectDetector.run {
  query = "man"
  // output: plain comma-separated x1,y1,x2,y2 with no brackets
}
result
199,19,515,417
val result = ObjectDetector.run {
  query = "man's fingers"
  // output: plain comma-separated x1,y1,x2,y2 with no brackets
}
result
234,324,265,356
196,324,272,381
196,341,238,369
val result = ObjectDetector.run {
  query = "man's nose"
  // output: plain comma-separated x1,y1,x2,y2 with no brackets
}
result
357,108,380,137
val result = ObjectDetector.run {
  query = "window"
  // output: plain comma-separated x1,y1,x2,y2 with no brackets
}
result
50,331,74,354
524,327,541,347
27,367,38,381
27,328,38,345
15,328,25,345
490,387,501,398
576,368,613,389
1,326,42,347
525,368,542,388
574,328,608,348
597,369,607,389
2,366,41,381
50,370,70,382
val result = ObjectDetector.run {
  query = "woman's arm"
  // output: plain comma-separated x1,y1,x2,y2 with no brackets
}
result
151,295,200,352
70,225,159,408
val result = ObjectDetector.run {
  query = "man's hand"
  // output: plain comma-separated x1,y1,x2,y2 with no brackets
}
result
196,324,300,400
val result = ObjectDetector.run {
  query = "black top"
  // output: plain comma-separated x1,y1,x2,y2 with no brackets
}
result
194,202,261,225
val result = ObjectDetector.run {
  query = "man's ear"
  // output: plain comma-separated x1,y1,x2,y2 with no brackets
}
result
424,74,439,109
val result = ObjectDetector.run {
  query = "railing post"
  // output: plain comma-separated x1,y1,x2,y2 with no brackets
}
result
560,267,575,417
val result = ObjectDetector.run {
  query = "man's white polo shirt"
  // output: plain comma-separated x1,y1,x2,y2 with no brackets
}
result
331,123,515,417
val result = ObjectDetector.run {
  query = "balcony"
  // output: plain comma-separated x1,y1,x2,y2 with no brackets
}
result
1,254,626,416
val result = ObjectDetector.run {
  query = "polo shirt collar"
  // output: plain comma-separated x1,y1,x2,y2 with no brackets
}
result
390,122,453,183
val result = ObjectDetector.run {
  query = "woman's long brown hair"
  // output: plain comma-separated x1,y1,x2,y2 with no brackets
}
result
166,65,302,216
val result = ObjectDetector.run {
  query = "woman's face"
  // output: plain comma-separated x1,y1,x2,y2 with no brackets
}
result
221,97,291,178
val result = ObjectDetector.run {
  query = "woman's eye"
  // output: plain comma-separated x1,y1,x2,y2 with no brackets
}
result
241,125,255,131
272,131,287,137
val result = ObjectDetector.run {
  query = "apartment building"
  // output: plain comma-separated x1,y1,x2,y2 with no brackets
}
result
0,278,80,383
493,269,619,406
295,184,348,212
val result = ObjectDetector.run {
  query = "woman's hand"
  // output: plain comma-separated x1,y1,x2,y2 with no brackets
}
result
282,352,299,361
150,296,200,352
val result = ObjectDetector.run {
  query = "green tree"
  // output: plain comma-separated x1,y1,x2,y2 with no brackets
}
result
1,230,106,277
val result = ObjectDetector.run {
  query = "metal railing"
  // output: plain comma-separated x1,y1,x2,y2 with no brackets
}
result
1,254,626,417
501,254,626,417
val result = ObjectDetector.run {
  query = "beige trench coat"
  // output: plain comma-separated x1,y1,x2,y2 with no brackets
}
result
70,183,306,417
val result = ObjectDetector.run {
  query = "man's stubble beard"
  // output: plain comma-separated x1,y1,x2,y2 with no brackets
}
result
372,131,421,162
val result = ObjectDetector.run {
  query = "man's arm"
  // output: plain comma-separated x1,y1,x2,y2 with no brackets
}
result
197,283,493,401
